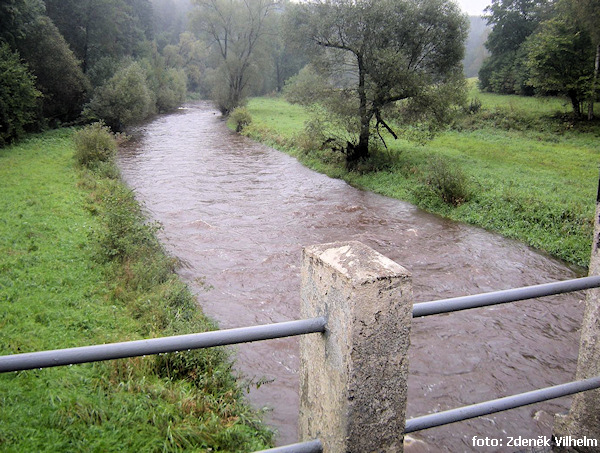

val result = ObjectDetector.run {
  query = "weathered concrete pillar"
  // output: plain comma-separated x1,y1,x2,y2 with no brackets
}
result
553,193,600,452
299,241,413,453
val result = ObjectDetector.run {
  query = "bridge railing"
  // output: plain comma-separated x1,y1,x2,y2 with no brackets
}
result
2,241,600,452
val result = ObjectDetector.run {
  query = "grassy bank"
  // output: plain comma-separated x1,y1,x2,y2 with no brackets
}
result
240,92,599,269
0,129,272,451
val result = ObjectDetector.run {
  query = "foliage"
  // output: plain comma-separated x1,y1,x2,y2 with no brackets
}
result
85,61,154,130
525,8,597,116
230,107,253,132
73,122,118,169
0,43,41,146
286,0,469,164
157,67,188,112
191,0,278,115
244,95,598,267
44,0,155,75
479,0,551,94
0,0,45,47
143,52,188,113
0,128,273,451
283,65,330,106
15,15,89,125
422,155,472,206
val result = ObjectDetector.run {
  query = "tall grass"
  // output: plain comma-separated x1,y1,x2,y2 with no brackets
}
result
0,127,272,451
242,91,598,268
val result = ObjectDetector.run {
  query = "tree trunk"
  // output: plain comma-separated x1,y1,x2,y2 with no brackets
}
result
569,90,582,117
589,43,600,121
350,54,370,164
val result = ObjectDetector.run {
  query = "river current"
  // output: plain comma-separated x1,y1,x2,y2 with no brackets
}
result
118,102,586,451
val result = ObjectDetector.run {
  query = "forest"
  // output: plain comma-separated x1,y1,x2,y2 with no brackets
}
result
2,0,599,160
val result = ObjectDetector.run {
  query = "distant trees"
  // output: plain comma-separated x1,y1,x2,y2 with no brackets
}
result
479,0,600,118
285,0,468,164
191,0,277,114
526,8,596,116
478,0,550,95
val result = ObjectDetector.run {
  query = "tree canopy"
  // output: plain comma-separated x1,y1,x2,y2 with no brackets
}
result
286,0,468,163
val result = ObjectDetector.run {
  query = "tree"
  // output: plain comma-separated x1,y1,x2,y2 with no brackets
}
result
16,16,89,124
571,0,600,118
479,0,550,94
0,43,41,146
85,61,154,130
266,5,307,93
286,0,468,164
0,0,45,47
191,0,277,114
525,10,596,116
44,0,154,75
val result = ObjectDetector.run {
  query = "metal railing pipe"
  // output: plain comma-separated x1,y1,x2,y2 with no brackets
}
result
412,275,600,317
254,439,323,453
0,317,327,373
404,375,600,433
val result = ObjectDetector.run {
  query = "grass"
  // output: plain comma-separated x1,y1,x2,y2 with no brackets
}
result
240,89,599,269
0,128,272,452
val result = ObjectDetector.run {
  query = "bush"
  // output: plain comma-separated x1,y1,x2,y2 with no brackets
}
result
230,107,252,132
465,97,482,115
156,67,187,113
0,43,41,146
73,122,117,168
85,62,153,131
283,65,329,106
424,156,471,206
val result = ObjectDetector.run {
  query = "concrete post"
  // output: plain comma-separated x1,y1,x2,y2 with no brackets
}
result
299,241,413,453
553,190,600,452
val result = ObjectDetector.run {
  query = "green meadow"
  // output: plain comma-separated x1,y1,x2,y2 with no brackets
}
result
240,84,599,268
0,129,272,451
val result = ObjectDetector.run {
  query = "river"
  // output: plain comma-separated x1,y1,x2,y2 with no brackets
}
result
118,102,586,451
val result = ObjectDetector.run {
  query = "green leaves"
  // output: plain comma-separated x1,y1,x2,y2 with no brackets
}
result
0,43,41,146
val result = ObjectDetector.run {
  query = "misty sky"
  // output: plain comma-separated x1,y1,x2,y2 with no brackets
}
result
456,0,490,16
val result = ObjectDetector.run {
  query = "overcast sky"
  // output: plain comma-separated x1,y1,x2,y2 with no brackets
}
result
456,0,490,16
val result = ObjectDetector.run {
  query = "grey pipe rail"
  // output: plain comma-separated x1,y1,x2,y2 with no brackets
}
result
412,275,600,317
254,439,323,453
404,375,600,433
0,317,327,373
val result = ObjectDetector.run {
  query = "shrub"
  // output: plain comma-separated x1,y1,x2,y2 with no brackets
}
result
73,122,117,168
92,181,162,263
465,97,482,115
156,67,187,113
283,65,329,106
0,43,41,146
230,107,252,132
85,62,153,131
425,156,471,206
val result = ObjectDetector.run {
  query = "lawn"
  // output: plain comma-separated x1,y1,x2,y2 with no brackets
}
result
0,129,272,452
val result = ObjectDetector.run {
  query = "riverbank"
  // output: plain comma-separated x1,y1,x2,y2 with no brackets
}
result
0,128,272,451
239,93,598,269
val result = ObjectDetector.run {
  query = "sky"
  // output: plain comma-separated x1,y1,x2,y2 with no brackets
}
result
456,0,490,16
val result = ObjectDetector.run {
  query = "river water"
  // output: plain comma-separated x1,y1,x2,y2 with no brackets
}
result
118,102,587,451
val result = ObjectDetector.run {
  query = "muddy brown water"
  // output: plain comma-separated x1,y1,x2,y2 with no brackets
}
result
118,102,587,451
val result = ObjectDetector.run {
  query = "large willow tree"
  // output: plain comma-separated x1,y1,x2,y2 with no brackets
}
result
192,0,277,114
287,0,468,163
